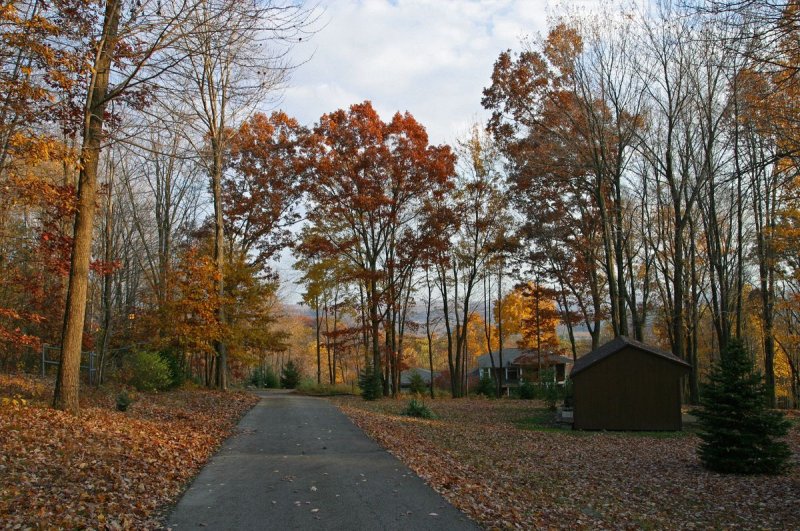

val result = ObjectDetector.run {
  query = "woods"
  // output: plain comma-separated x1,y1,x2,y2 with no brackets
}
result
1,0,799,527
2,1,800,410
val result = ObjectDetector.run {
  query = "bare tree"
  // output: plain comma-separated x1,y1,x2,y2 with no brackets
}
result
170,0,313,389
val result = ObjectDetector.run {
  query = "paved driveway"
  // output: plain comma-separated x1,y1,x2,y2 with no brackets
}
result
166,392,478,530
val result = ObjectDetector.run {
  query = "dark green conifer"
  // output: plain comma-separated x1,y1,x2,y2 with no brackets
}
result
358,362,382,400
695,340,791,474
280,359,300,389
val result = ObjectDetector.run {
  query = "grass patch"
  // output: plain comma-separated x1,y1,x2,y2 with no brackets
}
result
295,380,359,396
514,408,698,437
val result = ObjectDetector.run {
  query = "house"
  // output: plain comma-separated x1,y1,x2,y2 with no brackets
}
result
400,368,438,392
475,348,573,391
570,336,690,431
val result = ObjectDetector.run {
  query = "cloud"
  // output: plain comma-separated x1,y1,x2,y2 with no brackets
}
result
278,0,558,146
272,0,609,300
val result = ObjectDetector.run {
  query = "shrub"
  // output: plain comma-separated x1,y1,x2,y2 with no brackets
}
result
251,366,280,389
475,374,495,397
280,359,301,389
562,379,574,408
519,381,536,400
159,349,186,388
116,390,132,412
130,351,171,391
358,362,383,400
296,379,359,396
695,339,791,474
408,370,427,395
539,368,560,410
402,398,435,419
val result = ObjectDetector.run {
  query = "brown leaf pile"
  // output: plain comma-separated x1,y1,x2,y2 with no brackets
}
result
334,397,800,530
0,374,259,529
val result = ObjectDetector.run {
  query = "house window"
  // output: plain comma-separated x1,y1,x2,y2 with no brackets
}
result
506,368,519,382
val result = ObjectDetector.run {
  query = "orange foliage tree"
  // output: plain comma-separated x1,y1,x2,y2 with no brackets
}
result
498,283,561,356
159,247,224,387
303,101,455,395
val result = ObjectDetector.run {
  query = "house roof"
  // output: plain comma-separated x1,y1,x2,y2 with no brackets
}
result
476,348,572,368
570,335,691,377
476,348,527,368
400,368,437,385
514,353,574,366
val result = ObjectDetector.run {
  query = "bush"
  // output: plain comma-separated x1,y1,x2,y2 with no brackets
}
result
402,398,435,419
130,351,171,391
475,374,495,397
408,370,427,395
159,349,186,388
695,339,791,474
539,368,560,410
562,379,574,408
296,379,358,396
251,366,280,389
116,390,132,412
280,359,301,389
519,381,537,400
358,362,383,400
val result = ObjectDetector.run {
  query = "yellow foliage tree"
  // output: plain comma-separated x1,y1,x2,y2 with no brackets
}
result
496,283,560,353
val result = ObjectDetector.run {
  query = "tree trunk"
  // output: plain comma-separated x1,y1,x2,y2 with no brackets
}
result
425,269,435,399
53,0,121,413
211,136,227,390
497,265,504,397
97,180,115,386
315,297,321,384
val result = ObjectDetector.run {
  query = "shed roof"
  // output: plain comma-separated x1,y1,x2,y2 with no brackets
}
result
570,335,690,377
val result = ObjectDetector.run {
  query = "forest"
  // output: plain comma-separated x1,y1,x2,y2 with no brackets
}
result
1,0,800,413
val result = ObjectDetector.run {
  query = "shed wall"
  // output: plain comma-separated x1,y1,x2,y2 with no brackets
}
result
572,346,685,430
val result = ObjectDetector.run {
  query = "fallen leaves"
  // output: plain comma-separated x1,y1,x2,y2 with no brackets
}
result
334,397,800,530
0,374,259,529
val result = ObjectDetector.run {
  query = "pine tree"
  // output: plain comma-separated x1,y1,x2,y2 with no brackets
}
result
280,359,300,389
695,339,791,474
408,371,427,395
358,362,383,401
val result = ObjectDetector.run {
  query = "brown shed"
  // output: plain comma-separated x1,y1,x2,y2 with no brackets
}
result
570,336,690,431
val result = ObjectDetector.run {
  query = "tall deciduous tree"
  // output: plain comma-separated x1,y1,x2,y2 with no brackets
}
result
171,0,311,390
55,0,210,413
304,101,455,392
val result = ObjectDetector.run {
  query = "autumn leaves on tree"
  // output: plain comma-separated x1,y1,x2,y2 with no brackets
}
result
482,4,800,407
3,0,800,415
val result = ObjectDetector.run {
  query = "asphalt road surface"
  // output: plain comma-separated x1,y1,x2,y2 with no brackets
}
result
166,391,479,530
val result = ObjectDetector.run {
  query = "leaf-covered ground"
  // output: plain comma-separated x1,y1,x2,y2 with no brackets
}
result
0,374,259,529
333,397,800,530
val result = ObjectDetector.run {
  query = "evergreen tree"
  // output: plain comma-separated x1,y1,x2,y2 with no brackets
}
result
358,362,383,400
476,374,495,397
408,371,427,395
695,340,791,474
280,359,301,389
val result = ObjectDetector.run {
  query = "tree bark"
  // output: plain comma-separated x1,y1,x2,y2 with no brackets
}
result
53,0,121,413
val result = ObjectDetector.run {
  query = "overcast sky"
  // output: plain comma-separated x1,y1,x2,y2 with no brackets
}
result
273,0,599,301
279,0,602,146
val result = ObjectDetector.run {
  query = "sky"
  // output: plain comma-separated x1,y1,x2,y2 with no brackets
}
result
278,0,593,145
272,0,598,302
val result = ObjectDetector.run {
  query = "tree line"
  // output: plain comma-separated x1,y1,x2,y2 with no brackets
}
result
1,0,799,409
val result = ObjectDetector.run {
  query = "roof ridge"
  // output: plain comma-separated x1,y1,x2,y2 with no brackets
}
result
570,335,689,377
